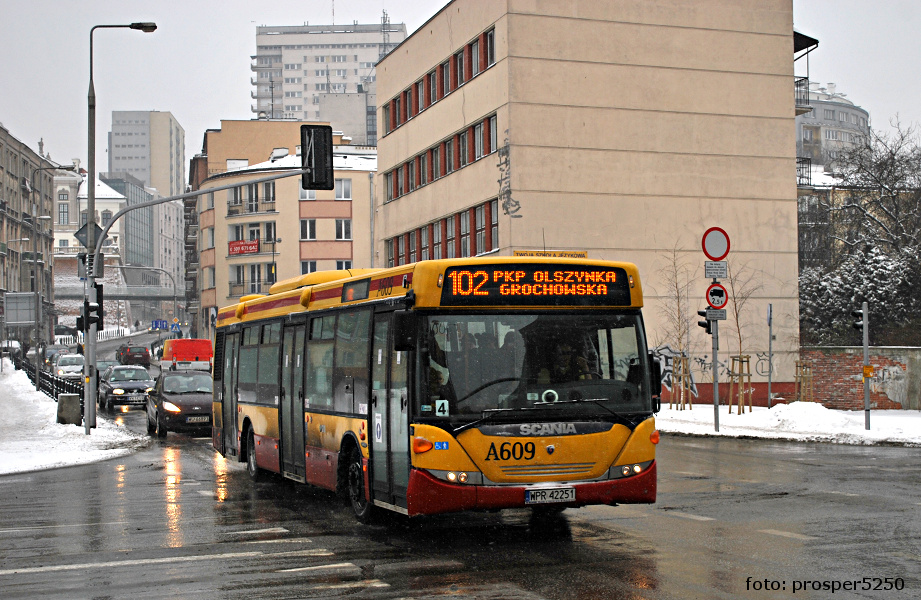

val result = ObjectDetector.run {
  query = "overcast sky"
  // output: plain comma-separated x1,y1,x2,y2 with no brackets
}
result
1,0,919,174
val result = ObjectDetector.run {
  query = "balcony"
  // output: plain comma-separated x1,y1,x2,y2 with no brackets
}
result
797,157,813,191
229,279,274,298
226,198,277,217
795,77,811,116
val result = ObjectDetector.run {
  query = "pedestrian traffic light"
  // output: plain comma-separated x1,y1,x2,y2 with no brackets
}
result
84,299,100,329
697,309,712,335
851,307,865,331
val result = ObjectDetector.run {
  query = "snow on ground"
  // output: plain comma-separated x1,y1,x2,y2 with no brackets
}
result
0,358,149,475
0,357,918,477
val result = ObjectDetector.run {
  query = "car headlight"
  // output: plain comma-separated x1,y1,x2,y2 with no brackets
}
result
162,401,182,413
113,389,125,395
57,369,65,376
145,387,154,393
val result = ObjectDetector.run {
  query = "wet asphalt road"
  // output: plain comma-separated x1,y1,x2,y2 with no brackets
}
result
1,410,919,599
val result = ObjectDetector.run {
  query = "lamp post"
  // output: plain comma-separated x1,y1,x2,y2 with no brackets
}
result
85,21,157,434
30,164,76,390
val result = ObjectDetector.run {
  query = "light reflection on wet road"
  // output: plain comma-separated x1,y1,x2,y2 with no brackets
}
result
0,410,919,599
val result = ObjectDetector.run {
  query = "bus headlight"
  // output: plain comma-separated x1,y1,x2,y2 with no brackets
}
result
611,460,653,479
446,471,469,483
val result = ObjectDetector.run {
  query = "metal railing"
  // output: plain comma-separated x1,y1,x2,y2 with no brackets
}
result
797,157,812,188
226,199,277,216
229,279,274,297
795,77,810,112
14,354,84,400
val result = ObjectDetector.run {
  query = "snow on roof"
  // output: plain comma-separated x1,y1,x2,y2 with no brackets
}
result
77,177,126,201
226,147,377,174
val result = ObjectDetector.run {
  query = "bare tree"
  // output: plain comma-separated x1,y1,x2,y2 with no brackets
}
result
652,243,697,355
723,258,763,357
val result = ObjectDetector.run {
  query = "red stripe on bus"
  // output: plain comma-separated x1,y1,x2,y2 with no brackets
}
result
246,296,301,314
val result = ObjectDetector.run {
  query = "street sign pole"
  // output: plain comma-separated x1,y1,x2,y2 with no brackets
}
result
702,228,730,433
712,318,719,432
861,301,870,430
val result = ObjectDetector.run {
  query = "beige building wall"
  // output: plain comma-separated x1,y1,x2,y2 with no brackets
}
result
376,0,800,383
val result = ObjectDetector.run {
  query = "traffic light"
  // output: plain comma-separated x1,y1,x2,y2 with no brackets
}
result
94,283,104,328
851,307,865,331
300,124,334,190
76,314,85,332
83,299,100,329
697,309,712,335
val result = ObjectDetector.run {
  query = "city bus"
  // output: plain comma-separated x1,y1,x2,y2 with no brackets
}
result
212,257,661,522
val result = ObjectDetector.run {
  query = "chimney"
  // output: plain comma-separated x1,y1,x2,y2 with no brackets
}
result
827,82,836,95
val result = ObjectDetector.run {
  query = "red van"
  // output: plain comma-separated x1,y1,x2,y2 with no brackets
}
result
161,338,213,372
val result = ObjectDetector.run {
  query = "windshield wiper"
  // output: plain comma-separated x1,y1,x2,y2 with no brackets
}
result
534,398,643,428
452,408,518,435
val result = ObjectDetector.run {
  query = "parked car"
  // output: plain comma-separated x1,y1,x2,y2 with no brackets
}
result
161,338,213,371
53,353,85,380
147,370,213,437
54,324,78,337
98,365,155,411
117,344,151,367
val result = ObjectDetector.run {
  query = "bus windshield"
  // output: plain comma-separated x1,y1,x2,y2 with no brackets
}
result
419,312,651,419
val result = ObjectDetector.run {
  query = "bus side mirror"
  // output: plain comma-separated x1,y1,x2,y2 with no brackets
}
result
393,310,416,352
649,353,662,411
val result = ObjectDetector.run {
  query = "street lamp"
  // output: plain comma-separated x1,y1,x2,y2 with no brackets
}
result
85,21,157,435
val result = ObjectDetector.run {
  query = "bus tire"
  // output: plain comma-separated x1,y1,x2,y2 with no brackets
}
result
347,446,373,523
246,427,263,481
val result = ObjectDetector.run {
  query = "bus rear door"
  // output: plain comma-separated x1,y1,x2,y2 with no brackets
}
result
280,323,307,481
370,313,410,510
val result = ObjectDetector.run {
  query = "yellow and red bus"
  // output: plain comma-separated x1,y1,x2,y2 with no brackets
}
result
212,257,660,521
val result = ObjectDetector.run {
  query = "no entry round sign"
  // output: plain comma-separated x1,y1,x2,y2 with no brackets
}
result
702,227,730,261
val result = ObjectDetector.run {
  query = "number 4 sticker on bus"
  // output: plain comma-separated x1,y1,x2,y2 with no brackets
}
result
435,399,449,416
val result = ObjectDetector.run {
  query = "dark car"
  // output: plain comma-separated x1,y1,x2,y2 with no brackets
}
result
42,344,71,371
98,365,155,411
118,344,151,367
147,370,213,437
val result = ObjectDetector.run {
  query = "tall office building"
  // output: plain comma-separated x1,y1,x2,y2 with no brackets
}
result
251,19,407,144
107,110,186,198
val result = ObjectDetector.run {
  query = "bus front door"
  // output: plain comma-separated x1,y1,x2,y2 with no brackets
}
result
370,314,410,510
221,332,240,457
280,325,307,481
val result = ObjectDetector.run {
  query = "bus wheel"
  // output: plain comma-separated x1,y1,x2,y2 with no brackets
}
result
246,428,262,481
347,447,373,523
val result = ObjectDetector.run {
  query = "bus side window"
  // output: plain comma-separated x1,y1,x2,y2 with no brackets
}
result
334,309,371,413
306,316,335,407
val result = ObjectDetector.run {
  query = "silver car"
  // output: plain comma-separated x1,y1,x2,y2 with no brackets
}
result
54,354,85,380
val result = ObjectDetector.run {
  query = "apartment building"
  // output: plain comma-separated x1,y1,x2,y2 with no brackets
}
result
376,0,808,398
189,120,374,338
251,20,406,144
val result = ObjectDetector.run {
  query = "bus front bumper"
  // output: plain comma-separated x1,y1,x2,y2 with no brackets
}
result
405,461,656,517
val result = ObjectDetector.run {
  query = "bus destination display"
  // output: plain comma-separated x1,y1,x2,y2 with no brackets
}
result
440,264,631,306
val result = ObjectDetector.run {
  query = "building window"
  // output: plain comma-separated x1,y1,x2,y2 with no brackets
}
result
396,167,405,197
383,103,391,134
230,187,243,206
460,211,470,257
397,235,405,265
445,139,454,174
385,172,393,202
299,187,316,201
407,161,416,192
441,60,451,95
416,80,425,110
824,109,835,120
301,261,317,274
58,203,69,225
263,181,275,203
336,260,352,270
301,219,316,240
471,39,481,77
335,178,352,200
433,222,442,260
455,50,465,88
459,131,469,167
419,155,428,186
409,232,417,263
486,29,495,66
428,71,437,104
476,205,486,254
205,267,215,289
421,225,429,261
491,199,498,248
432,146,441,179
336,219,351,240
205,227,215,249
405,87,413,119
802,128,813,141
81,210,88,226
206,192,215,209
474,122,484,159
446,215,456,259
490,115,498,153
